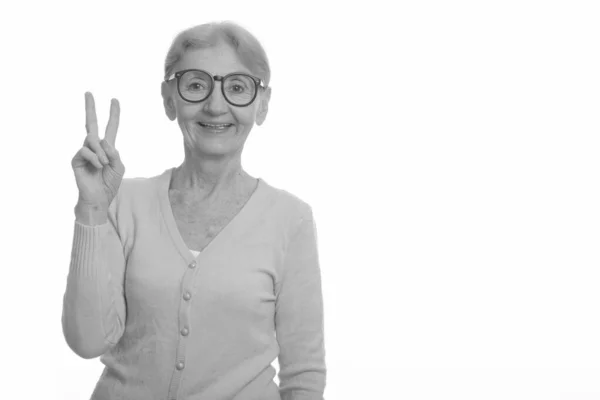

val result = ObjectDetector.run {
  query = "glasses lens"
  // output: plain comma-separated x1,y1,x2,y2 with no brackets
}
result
179,70,212,102
223,74,256,105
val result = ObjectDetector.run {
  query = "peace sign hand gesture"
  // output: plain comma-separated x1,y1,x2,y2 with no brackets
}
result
71,92,126,211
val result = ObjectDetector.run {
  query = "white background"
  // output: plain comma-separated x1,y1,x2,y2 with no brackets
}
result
0,0,599,399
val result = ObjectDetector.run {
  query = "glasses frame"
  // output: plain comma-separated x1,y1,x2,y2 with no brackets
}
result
165,69,267,107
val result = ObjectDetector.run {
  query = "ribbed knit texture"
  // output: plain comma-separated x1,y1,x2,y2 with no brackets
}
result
61,167,326,400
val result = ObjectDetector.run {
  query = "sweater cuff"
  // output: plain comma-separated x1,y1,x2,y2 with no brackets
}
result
70,220,110,278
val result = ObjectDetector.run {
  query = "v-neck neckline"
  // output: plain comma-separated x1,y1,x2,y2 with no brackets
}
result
158,167,266,263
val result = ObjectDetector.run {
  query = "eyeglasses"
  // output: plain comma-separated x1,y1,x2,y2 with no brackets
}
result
165,69,266,107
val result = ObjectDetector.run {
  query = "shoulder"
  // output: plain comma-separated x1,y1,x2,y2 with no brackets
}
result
107,169,168,242
117,169,166,199
259,178,315,229
110,169,167,212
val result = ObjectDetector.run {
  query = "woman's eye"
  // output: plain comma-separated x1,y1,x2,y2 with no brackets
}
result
188,82,206,91
229,84,245,93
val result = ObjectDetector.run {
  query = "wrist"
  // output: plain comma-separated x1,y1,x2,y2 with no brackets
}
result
74,201,109,226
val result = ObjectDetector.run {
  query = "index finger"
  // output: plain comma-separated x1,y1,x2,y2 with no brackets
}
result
85,92,99,137
104,98,120,147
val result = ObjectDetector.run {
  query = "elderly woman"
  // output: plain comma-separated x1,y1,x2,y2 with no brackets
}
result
62,21,326,400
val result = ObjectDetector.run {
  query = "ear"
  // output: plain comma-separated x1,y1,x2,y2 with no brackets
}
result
161,81,177,121
255,87,271,126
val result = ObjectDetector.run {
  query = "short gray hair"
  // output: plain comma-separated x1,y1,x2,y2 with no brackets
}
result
164,21,271,87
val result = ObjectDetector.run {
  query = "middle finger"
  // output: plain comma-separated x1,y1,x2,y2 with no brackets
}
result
104,98,120,147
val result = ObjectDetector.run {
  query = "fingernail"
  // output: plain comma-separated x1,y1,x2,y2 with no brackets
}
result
102,156,109,164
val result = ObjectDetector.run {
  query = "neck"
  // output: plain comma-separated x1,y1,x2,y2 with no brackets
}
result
170,148,248,198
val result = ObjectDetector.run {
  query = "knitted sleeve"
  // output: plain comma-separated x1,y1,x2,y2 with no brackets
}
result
275,206,327,400
61,196,127,359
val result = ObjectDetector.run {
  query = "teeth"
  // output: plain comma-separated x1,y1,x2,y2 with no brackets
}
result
199,122,231,129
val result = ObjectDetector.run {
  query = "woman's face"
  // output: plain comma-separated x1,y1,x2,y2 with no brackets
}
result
162,43,270,158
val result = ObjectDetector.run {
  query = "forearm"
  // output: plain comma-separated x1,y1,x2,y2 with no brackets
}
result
278,349,326,400
276,210,327,399
277,293,326,400
62,218,126,359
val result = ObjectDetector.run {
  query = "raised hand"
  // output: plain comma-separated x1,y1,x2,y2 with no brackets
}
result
71,92,126,210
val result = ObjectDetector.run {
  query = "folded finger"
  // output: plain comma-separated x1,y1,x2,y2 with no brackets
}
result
78,146,103,169
85,135,109,165
101,140,125,175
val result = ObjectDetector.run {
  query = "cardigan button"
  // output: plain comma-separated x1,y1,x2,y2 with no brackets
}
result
181,327,189,336
176,361,185,370
189,261,196,269
183,292,192,301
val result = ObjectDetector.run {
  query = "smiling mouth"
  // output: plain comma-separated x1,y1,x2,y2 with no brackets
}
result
197,122,233,130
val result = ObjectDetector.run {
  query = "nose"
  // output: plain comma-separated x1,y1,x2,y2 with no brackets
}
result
203,81,228,114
